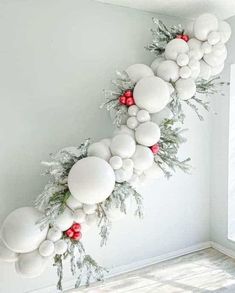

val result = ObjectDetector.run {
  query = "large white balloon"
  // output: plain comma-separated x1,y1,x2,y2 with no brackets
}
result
0,239,18,263
207,31,220,45
54,208,74,231
133,76,170,113
125,64,154,84
110,134,136,158
131,145,154,171
193,13,218,41
68,157,115,204
198,60,212,80
175,78,196,100
1,207,48,253
15,250,48,278
151,56,165,74
165,39,189,61
156,60,180,82
219,21,231,43
88,142,111,161
187,38,203,60
135,122,161,147
204,49,227,67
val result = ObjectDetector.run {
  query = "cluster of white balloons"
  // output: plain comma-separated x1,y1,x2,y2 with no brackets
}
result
0,13,230,280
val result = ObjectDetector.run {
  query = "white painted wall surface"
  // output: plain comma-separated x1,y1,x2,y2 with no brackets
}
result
0,1,210,292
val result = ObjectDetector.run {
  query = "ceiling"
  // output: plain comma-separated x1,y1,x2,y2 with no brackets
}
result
96,0,235,19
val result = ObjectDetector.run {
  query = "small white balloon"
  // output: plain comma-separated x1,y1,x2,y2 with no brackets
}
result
207,31,221,45
164,39,189,61
151,56,165,74
54,239,68,255
66,196,83,210
0,239,18,263
15,250,48,278
134,76,170,113
110,134,136,159
204,49,227,67
136,110,150,123
156,60,180,82
175,78,196,100
88,142,111,161
115,168,133,183
187,38,203,60
135,122,161,147
193,13,218,41
85,214,98,226
109,156,123,170
199,60,212,80
211,63,224,76
100,138,111,147
213,42,226,56
176,53,189,67
47,227,62,242
113,125,135,139
38,240,54,257
73,209,86,223
1,207,48,253
126,116,139,129
128,105,139,116
131,145,154,171
83,204,97,215
54,208,74,231
201,42,212,54
219,21,231,43
125,64,154,84
188,58,200,70
68,157,115,204
179,66,192,79
122,159,134,170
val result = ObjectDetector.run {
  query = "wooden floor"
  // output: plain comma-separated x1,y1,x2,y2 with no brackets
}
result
72,248,235,292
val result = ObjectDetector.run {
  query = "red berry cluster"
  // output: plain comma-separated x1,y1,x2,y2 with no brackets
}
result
65,223,82,241
150,144,160,155
176,34,189,42
119,90,135,106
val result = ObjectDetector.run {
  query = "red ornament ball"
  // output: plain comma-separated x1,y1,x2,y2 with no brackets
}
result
65,228,74,238
150,144,160,155
72,223,81,232
73,231,82,241
124,90,133,98
181,34,189,42
126,97,135,106
119,95,126,105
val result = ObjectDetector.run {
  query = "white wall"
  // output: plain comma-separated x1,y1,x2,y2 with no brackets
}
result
210,16,235,250
0,1,211,292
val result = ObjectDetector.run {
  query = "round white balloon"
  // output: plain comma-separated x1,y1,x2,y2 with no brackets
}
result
109,155,123,170
100,138,111,147
126,116,139,129
66,196,83,210
156,60,180,82
1,207,48,253
204,49,227,67
193,13,218,41
201,42,212,54
135,122,161,147
219,21,231,43
133,76,170,113
179,66,191,79
131,145,154,171
199,60,212,80
151,56,165,74
122,159,134,170
68,157,115,204
54,239,68,255
125,64,154,84
211,63,224,76
187,38,203,60
177,53,189,66
115,168,133,183
128,105,139,116
88,142,111,161
15,250,48,278
54,208,74,231
164,39,189,61
38,240,54,257
110,134,136,158
207,31,221,45
47,227,62,242
136,109,150,123
175,78,196,100
0,239,18,263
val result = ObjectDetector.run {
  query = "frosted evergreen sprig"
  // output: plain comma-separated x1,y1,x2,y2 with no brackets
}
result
146,18,183,56
155,119,191,178
101,71,135,127
196,77,229,95
168,94,186,123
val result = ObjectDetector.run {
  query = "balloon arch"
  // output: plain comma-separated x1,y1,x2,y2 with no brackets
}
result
0,13,231,291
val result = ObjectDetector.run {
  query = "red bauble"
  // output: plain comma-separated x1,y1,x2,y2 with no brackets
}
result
72,223,81,232
66,228,74,238
181,34,189,42
150,144,160,155
126,97,135,106
124,90,133,98
73,231,82,241
119,95,126,105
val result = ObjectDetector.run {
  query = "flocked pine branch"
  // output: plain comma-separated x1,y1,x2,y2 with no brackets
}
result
196,77,229,95
146,18,184,56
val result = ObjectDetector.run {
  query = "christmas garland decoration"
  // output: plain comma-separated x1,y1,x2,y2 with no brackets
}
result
0,13,231,291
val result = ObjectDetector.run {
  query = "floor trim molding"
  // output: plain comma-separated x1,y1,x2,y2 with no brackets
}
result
211,241,235,259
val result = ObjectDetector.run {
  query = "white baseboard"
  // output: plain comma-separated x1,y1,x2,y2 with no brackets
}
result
32,241,211,293
211,241,235,259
